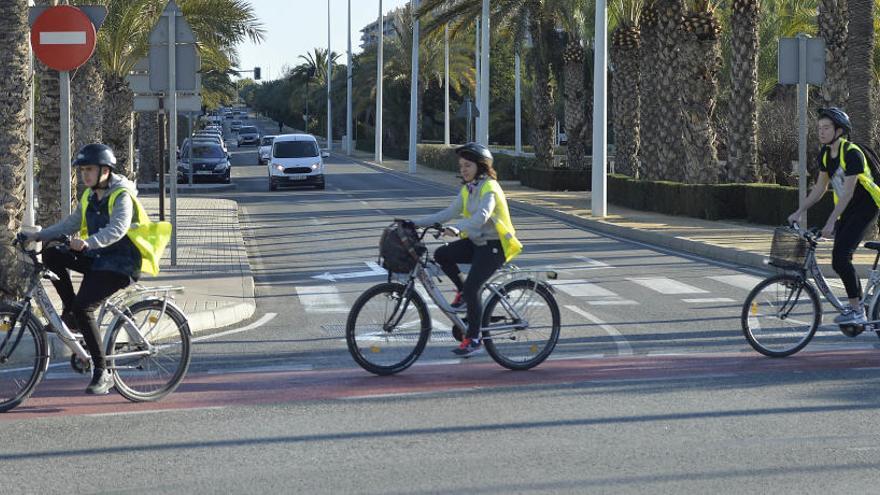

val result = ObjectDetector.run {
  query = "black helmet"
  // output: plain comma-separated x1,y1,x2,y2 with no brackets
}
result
72,143,117,171
817,107,852,136
455,142,493,167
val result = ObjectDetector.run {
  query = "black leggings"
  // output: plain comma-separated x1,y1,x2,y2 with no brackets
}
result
42,247,130,369
434,239,506,340
833,205,880,300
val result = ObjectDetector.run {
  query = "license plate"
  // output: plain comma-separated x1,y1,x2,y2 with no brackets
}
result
196,170,213,175
288,175,307,181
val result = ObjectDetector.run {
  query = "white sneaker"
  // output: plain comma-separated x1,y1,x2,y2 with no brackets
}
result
834,306,867,325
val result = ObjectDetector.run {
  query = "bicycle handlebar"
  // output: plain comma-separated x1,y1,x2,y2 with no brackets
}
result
788,221,823,242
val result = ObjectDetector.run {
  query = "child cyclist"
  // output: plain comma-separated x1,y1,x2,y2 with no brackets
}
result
413,143,523,356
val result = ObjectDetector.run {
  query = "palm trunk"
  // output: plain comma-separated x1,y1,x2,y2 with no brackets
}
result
639,2,663,180
36,61,65,226
727,0,761,183
846,0,876,147
610,24,641,178
0,0,34,297
563,38,588,170
817,0,849,108
527,3,556,167
679,10,721,184
72,56,104,150
655,0,687,182
103,74,135,179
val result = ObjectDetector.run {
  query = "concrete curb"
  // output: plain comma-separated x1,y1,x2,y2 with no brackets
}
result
136,182,237,193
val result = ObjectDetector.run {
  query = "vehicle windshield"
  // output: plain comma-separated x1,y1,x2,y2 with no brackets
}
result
274,140,319,158
261,137,275,146
240,126,259,134
191,145,225,159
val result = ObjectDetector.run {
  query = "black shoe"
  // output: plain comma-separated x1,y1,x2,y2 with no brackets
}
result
85,368,114,395
46,310,79,334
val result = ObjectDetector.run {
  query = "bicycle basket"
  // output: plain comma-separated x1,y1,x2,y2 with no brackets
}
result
379,221,427,273
769,227,808,269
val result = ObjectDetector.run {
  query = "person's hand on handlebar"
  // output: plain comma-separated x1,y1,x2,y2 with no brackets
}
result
821,220,835,240
69,238,88,252
442,226,460,238
787,210,802,226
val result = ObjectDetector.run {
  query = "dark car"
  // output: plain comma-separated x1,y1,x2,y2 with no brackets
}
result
237,125,261,146
177,142,231,183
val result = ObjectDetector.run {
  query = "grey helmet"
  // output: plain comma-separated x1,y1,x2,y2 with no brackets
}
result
455,142,493,167
817,107,852,136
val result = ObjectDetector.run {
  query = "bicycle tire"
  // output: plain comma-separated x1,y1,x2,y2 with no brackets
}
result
741,274,820,357
346,282,431,375
0,304,48,413
106,299,191,402
482,279,561,370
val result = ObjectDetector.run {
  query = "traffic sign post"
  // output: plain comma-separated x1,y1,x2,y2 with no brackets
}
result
29,5,105,216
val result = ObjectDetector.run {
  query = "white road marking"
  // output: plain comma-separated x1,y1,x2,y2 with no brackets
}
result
554,256,613,272
192,313,278,342
552,280,617,298
709,274,763,291
565,305,633,356
295,286,348,313
628,277,709,295
87,406,228,418
682,297,735,304
587,300,639,306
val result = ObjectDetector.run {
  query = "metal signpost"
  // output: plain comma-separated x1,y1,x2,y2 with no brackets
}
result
28,5,105,216
779,35,826,225
591,0,608,217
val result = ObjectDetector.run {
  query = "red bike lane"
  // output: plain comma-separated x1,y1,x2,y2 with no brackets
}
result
3,349,880,420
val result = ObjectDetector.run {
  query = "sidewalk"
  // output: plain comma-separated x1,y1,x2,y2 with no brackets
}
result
344,149,878,272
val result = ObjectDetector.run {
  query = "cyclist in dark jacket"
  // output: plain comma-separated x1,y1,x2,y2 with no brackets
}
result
23,144,141,395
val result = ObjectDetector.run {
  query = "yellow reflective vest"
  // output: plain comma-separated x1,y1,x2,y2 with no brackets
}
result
79,188,172,276
460,179,523,263
823,139,880,208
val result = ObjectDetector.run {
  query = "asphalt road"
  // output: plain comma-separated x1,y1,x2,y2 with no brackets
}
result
3,115,880,493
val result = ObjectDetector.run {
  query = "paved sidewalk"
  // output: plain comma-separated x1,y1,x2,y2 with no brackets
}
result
344,149,878,272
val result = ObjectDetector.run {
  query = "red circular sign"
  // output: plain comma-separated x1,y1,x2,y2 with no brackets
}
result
30,5,97,72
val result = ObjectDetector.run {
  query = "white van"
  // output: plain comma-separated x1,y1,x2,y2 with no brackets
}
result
268,134,328,191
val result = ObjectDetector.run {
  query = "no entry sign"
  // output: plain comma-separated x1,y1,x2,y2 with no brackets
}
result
30,5,97,72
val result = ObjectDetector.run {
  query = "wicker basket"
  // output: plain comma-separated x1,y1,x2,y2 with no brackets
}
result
769,227,808,269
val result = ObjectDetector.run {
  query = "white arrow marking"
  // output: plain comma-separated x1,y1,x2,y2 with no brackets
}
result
40,32,86,45
312,261,387,282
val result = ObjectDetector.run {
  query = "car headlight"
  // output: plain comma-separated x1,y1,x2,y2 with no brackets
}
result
274,164,284,172
214,161,229,171
311,163,320,170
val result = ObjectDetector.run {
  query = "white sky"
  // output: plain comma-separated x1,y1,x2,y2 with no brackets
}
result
235,0,411,81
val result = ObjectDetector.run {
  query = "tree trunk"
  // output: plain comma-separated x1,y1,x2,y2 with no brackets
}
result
137,111,161,183
727,0,761,183
36,60,66,227
610,24,641,178
527,2,556,167
846,0,876,147
103,74,135,179
639,2,663,180
563,38,588,170
817,0,849,108
655,0,688,182
72,55,104,150
0,0,35,297
679,10,721,184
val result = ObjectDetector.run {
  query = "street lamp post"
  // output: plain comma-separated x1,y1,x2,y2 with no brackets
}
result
478,0,490,145
375,0,384,162
327,0,332,152
591,0,608,217
444,22,450,146
408,0,420,173
346,0,353,154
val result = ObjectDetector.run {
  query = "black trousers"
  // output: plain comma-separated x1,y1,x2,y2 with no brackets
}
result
42,247,130,369
833,203,880,300
434,239,506,340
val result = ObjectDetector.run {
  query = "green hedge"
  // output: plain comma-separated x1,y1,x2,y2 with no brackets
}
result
608,175,835,227
417,144,532,181
519,167,591,191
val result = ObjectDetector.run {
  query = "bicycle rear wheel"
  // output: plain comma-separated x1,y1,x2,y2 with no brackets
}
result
0,304,48,413
106,299,191,402
741,274,820,357
482,279,561,370
346,282,431,375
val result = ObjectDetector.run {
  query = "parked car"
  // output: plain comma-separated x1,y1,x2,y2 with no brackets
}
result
268,134,328,190
185,134,227,152
230,120,242,132
237,126,261,146
258,135,275,165
178,142,231,183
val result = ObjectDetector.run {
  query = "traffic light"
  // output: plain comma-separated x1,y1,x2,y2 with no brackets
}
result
254,66,261,80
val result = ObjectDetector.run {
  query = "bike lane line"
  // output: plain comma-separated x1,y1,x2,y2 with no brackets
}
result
564,305,634,356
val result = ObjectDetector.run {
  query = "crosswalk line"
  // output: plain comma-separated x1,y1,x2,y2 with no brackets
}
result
682,298,735,304
295,285,348,313
709,274,763,291
627,277,709,295
552,280,617,298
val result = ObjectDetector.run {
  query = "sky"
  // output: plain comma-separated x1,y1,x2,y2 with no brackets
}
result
235,0,411,82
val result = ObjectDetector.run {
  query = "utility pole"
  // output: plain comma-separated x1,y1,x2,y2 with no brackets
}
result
408,0,420,173
375,0,384,162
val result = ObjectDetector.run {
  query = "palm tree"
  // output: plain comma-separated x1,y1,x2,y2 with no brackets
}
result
610,0,643,177
679,0,722,183
638,1,663,179
726,0,760,183
553,0,591,171
36,58,67,226
297,48,341,88
847,0,876,147
0,0,33,297
817,0,849,108
654,0,687,181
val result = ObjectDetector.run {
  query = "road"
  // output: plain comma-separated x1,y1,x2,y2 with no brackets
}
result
2,115,879,493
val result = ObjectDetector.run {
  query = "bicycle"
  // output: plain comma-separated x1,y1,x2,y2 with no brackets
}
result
0,236,192,412
346,224,561,375
741,222,880,357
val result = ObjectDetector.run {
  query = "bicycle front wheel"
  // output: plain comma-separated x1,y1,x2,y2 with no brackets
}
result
346,282,431,375
106,299,192,402
0,304,48,413
482,279,561,370
741,274,820,357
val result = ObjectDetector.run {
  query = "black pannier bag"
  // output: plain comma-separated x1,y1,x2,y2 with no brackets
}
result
379,220,427,273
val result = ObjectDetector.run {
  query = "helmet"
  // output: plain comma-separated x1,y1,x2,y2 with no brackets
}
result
455,142,493,167
72,143,117,171
817,107,852,136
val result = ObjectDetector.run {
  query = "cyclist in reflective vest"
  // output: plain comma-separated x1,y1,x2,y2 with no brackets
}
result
414,143,523,357
24,144,142,395
788,108,880,327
